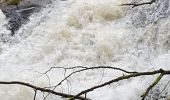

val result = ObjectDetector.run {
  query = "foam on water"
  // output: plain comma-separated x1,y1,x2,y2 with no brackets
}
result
0,0,170,100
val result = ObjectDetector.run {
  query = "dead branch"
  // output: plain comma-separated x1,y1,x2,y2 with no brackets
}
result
121,0,156,8
34,90,37,100
141,73,164,100
160,80,170,94
46,66,137,90
43,66,88,74
74,69,170,99
44,66,137,74
0,68,170,100
43,66,170,100
0,81,89,100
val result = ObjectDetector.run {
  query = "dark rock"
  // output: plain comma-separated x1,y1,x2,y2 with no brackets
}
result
2,5,41,36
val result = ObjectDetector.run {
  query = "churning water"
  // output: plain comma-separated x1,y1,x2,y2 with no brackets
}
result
0,0,170,100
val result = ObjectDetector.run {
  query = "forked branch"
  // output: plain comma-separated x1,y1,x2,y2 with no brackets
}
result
0,68,169,100
74,69,170,100
141,73,164,100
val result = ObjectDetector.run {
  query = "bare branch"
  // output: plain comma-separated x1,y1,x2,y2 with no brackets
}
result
0,81,89,100
122,0,156,8
74,69,170,98
160,80,170,94
0,68,170,100
44,66,137,74
48,66,137,91
141,73,164,100
43,66,88,74
33,90,37,100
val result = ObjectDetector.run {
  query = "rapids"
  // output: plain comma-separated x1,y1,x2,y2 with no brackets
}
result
0,0,170,100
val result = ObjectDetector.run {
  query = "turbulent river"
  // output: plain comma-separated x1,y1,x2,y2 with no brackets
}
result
0,0,170,100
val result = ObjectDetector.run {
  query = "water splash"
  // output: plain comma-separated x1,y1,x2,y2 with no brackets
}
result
0,0,169,100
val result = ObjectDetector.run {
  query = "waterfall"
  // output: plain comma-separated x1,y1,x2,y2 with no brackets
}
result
0,0,169,100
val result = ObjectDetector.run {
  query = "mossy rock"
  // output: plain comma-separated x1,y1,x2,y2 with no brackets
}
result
5,0,20,5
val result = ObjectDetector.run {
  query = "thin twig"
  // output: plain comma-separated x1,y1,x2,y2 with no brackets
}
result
160,80,170,95
43,66,88,74
48,66,137,89
33,90,37,100
44,66,137,74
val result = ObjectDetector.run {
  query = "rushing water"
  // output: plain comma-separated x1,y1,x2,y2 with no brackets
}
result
0,0,170,100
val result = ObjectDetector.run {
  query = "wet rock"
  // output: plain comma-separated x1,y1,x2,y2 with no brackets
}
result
0,0,51,36
2,5,41,35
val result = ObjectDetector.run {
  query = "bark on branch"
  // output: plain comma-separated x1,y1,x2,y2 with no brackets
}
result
122,0,156,8
141,73,164,100
0,81,89,100
0,68,170,100
74,69,170,100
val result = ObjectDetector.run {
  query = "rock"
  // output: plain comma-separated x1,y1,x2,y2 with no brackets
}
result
19,0,51,7
0,0,51,36
0,0,50,9
2,5,41,35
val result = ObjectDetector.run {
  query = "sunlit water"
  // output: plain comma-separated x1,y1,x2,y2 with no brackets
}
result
0,0,170,100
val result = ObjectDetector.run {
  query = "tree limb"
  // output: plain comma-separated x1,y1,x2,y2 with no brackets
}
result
0,68,170,100
0,81,89,100
122,0,156,8
74,69,170,98
141,73,164,100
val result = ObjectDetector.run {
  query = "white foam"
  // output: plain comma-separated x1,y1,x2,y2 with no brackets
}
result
0,0,169,100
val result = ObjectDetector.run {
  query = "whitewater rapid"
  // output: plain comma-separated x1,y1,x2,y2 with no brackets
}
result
0,0,170,100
